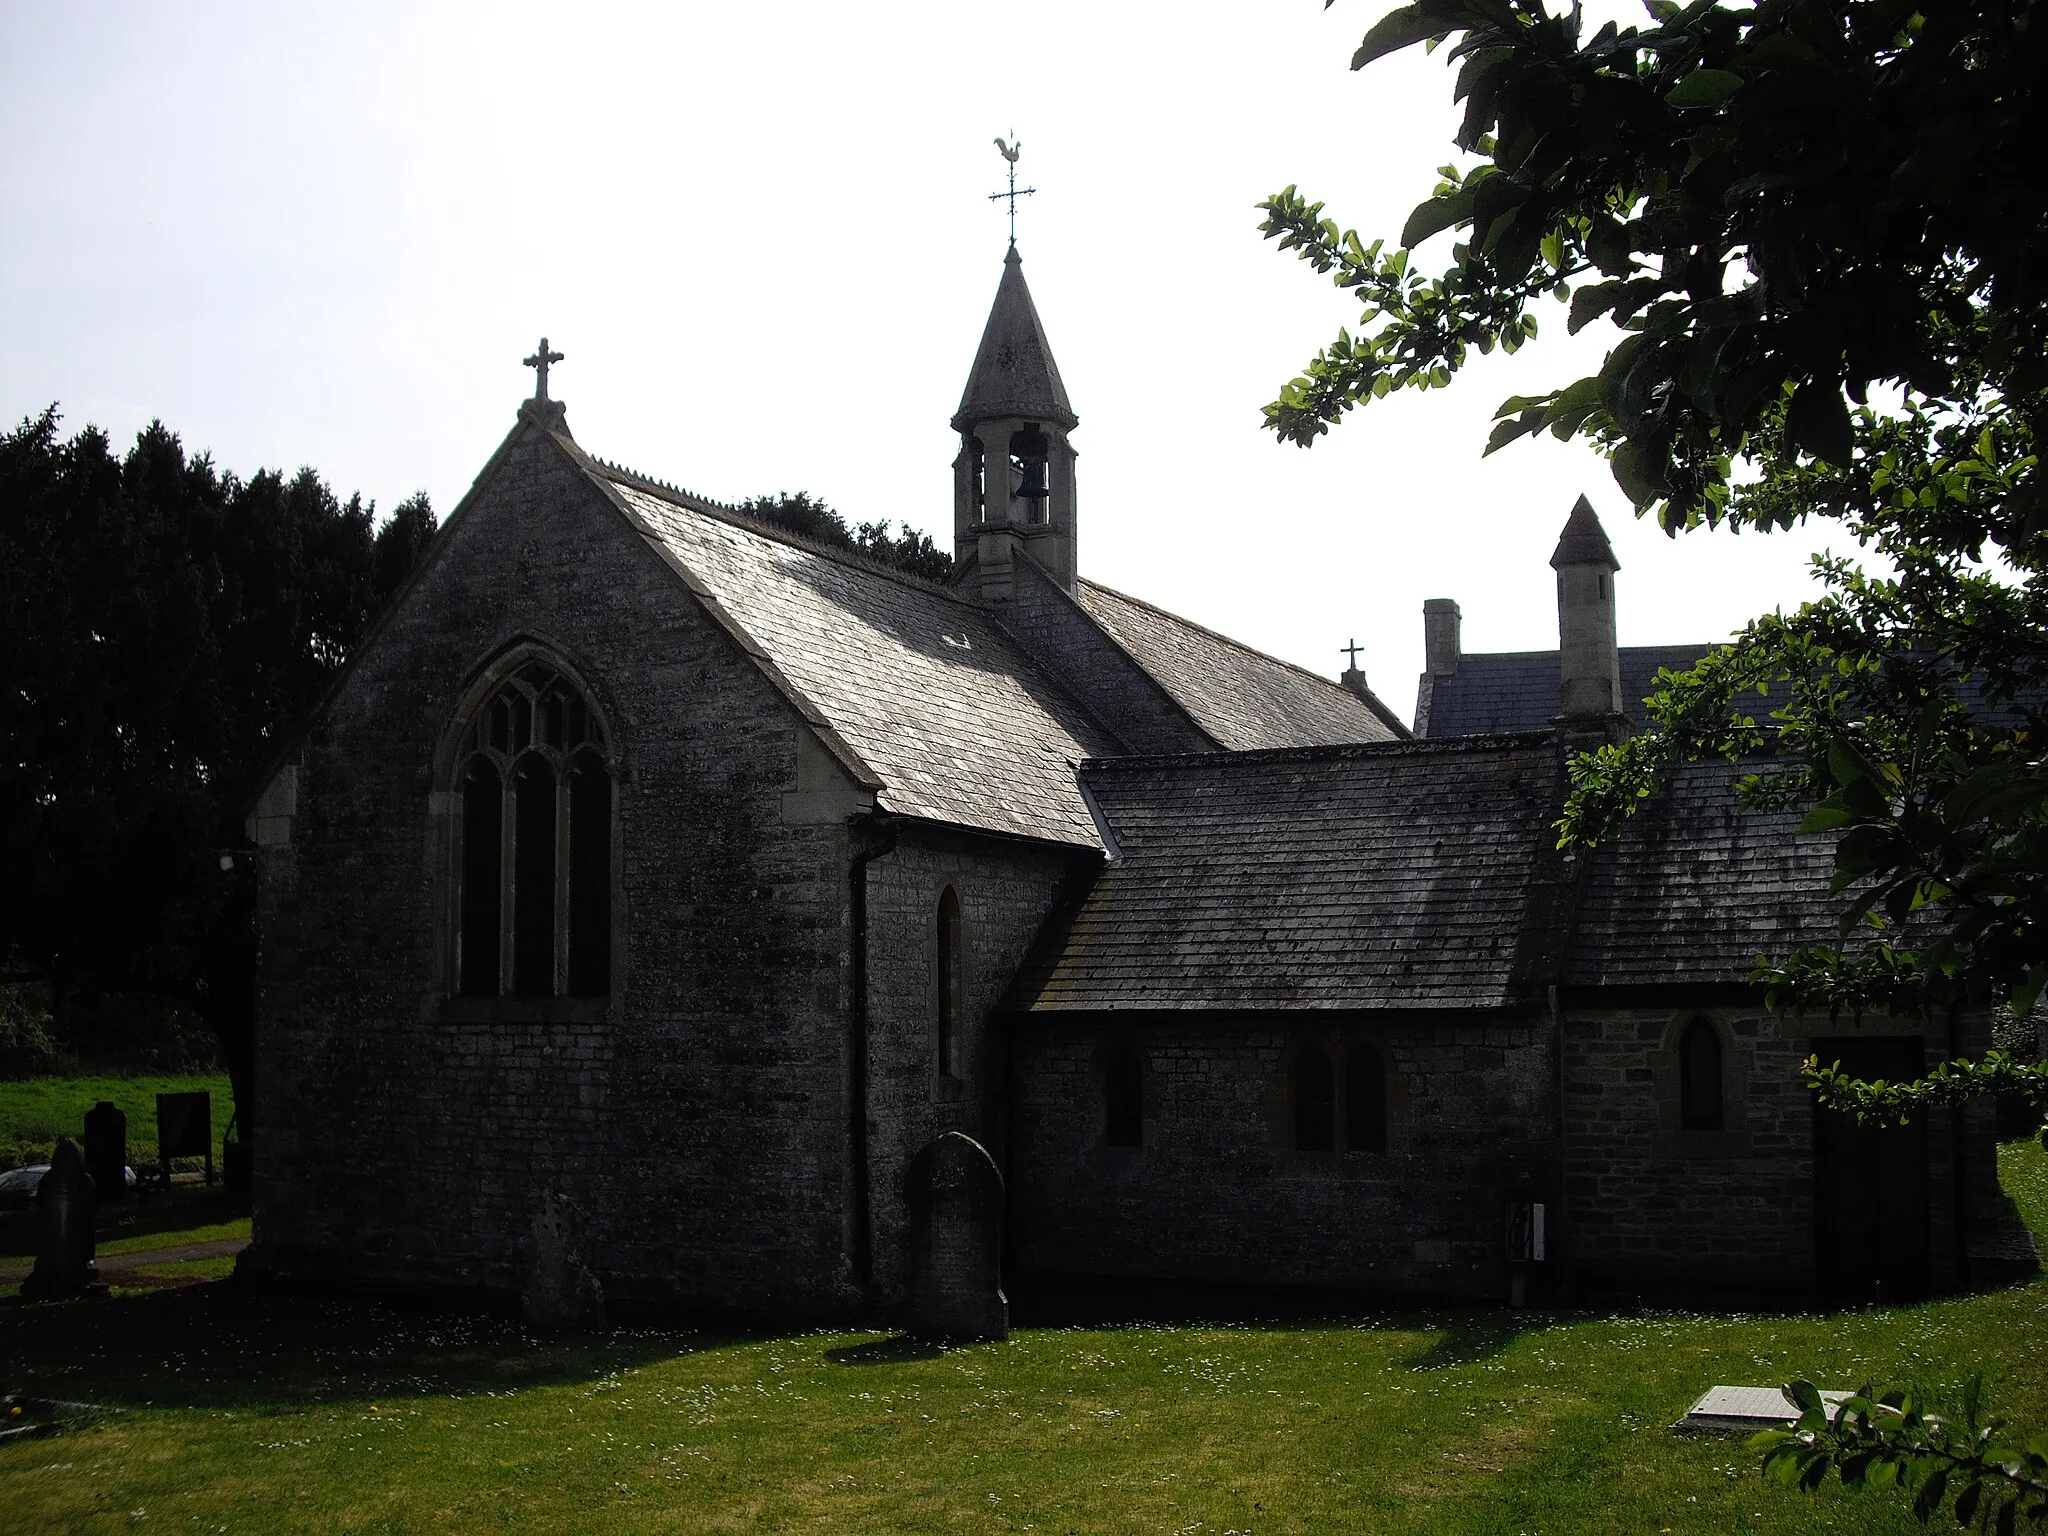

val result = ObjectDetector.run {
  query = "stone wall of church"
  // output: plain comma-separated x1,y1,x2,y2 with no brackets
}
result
1558,1004,1973,1295
1005,1012,1558,1300
246,427,862,1319
861,827,1088,1306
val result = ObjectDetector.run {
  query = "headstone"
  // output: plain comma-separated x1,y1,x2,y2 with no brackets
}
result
22,1138,100,1301
522,1189,604,1331
906,1131,1007,1343
82,1101,127,1203
1674,1385,1851,1432
155,1091,213,1188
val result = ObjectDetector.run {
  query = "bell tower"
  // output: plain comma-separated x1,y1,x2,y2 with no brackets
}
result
952,245,1079,599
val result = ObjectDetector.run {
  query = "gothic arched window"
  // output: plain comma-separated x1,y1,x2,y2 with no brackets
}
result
1104,1044,1143,1149
456,660,611,998
1345,1047,1388,1153
1679,1019,1724,1131
935,886,963,1076
1294,1045,1335,1152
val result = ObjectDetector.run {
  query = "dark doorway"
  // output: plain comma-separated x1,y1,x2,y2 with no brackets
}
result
1811,1036,1930,1300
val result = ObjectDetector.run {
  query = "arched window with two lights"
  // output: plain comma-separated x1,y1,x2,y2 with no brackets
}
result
453,658,613,1000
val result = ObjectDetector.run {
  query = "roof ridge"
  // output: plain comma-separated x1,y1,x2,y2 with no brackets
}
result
593,457,976,604
1079,730,1555,774
1076,577,1373,701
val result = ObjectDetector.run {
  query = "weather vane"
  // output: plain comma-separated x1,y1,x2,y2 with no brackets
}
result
989,134,1036,245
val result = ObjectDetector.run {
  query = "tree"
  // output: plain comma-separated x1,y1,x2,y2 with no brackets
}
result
1261,4,2048,1522
1260,0,2047,1091
737,491,956,584
0,407,437,1138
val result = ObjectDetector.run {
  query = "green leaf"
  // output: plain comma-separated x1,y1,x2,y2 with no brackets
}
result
1401,188,1474,249
1799,797,1853,834
1665,68,1745,108
1786,382,1855,468
1352,4,1453,70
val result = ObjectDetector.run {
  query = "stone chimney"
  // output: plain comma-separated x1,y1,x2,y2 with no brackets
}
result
1423,599,1461,676
1550,495,1627,740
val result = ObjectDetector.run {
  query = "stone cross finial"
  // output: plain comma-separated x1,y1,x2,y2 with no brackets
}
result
523,337,564,400
1342,639,1363,670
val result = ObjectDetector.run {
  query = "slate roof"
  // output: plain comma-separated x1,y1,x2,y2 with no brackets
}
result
602,475,1117,847
1011,742,1845,1012
953,245,1077,431
1420,644,1711,737
1566,757,1841,989
1073,580,1407,750
1014,737,1569,1011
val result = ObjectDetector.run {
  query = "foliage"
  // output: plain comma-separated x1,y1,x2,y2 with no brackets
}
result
1263,3,2047,1040
1803,1049,2048,1130
1755,1378,2048,1531
738,491,956,583
0,408,437,1131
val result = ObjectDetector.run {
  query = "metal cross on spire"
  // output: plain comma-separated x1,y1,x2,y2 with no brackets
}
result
1342,639,1364,670
989,134,1036,245
523,337,564,400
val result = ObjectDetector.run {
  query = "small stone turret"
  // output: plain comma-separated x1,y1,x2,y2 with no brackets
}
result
1550,495,1627,740
952,247,1079,599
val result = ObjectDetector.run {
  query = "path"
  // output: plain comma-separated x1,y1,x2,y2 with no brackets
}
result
0,1236,248,1283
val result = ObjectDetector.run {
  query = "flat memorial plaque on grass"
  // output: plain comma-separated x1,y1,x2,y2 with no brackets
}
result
1676,1385,1851,1432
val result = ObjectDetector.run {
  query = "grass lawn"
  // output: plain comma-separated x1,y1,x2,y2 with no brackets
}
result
0,1070,234,1174
0,1144,2042,1536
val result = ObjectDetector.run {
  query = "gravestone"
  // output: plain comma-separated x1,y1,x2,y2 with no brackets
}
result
155,1091,214,1188
82,1101,127,1203
1674,1384,1850,1432
906,1131,1007,1343
522,1189,604,1331
22,1138,100,1301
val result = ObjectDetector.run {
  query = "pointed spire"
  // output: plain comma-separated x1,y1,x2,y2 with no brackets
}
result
952,247,1077,432
1549,494,1618,570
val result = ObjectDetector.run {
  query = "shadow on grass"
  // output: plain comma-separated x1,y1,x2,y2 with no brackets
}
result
0,1185,246,1261
825,1334,945,1366
0,1281,737,1413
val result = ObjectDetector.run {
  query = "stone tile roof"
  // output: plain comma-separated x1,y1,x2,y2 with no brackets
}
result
1012,742,1846,1012
603,477,1116,847
1014,737,1569,1011
953,245,1077,431
1073,581,1407,750
1565,757,1840,989
1421,644,1711,737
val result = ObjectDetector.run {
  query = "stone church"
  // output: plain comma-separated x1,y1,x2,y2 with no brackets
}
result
239,245,2025,1321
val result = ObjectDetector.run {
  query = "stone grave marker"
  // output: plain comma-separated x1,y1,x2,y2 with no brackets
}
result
155,1091,213,1188
82,1100,127,1202
906,1131,1007,1343
523,1189,604,1331
22,1138,101,1301
1675,1384,1851,1432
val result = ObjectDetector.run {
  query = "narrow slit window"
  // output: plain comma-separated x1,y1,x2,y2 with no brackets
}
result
1680,1019,1724,1131
1345,1048,1387,1153
567,755,611,996
936,886,962,1076
1105,1045,1143,1149
1295,1046,1335,1153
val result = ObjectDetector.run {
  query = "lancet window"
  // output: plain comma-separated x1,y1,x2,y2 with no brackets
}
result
1679,1019,1724,1131
1104,1045,1144,1149
936,886,963,1076
456,661,612,999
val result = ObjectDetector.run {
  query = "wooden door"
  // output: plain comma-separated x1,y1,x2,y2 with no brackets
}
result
1811,1036,1930,1300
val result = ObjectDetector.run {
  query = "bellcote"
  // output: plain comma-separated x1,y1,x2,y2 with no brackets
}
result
953,247,1079,598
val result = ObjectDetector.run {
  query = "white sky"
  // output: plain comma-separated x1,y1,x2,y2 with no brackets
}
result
0,2,1853,726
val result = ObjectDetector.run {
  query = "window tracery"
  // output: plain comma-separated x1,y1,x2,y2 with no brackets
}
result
456,660,611,998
